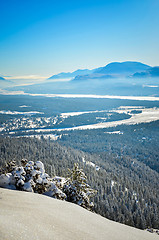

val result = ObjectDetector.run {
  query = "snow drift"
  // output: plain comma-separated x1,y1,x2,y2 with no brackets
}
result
0,188,158,240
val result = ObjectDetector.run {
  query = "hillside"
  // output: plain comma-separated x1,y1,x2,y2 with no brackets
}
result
0,137,159,230
0,188,158,240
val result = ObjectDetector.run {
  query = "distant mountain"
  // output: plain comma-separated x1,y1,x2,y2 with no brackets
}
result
48,61,152,82
72,61,151,81
0,76,6,81
0,76,12,84
95,61,151,75
132,67,159,78
48,69,95,80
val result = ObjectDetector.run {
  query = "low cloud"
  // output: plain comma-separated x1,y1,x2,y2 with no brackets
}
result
5,75,49,80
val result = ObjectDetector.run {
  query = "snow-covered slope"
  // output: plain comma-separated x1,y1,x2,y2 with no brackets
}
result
0,188,157,240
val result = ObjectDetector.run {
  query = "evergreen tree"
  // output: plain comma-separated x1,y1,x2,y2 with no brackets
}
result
63,163,97,210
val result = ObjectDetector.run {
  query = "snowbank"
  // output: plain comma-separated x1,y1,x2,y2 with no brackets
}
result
0,188,158,240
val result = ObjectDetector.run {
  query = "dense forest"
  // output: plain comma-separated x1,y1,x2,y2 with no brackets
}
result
0,136,159,230
57,121,159,173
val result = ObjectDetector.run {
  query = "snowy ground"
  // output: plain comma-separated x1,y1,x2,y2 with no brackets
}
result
68,107,159,131
61,110,107,118
0,188,158,240
7,107,159,134
1,89,159,101
0,110,43,115
2,106,159,137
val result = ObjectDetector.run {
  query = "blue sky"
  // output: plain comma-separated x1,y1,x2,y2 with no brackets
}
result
0,0,159,77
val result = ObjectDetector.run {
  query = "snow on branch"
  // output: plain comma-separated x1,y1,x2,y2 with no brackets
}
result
0,160,96,210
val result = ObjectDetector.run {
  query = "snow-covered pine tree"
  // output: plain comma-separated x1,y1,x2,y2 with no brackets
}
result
63,163,97,210
0,160,96,210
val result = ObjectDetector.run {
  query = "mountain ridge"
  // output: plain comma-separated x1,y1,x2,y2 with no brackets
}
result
95,61,150,74
73,61,152,81
0,76,6,81
48,61,153,81
48,69,95,80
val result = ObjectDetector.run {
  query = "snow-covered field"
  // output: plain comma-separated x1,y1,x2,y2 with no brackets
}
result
3,107,159,135
143,85,159,88
19,107,159,132
0,110,43,115
19,105,31,108
67,107,159,131
61,110,107,118
60,106,143,119
1,89,159,101
105,131,124,134
0,188,157,240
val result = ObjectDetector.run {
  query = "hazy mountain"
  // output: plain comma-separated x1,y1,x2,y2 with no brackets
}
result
48,69,95,80
48,62,151,81
0,76,6,81
95,61,151,75
132,67,159,78
0,76,12,88
72,61,151,81
0,76,12,82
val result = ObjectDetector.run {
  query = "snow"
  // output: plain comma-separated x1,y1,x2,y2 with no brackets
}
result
60,107,159,131
82,158,100,171
3,106,159,135
0,160,68,201
0,174,11,187
105,131,123,134
35,161,44,172
44,117,51,123
118,106,143,109
1,88,159,101
44,182,66,199
29,93,159,101
111,180,117,188
1,188,157,240
53,176,67,188
0,110,44,115
143,85,159,88
19,105,31,108
61,110,106,118
14,134,61,141
23,181,34,192
95,166,100,171
96,117,107,120
25,161,34,171
0,127,5,132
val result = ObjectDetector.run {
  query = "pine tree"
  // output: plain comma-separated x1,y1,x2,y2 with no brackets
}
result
63,163,97,210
